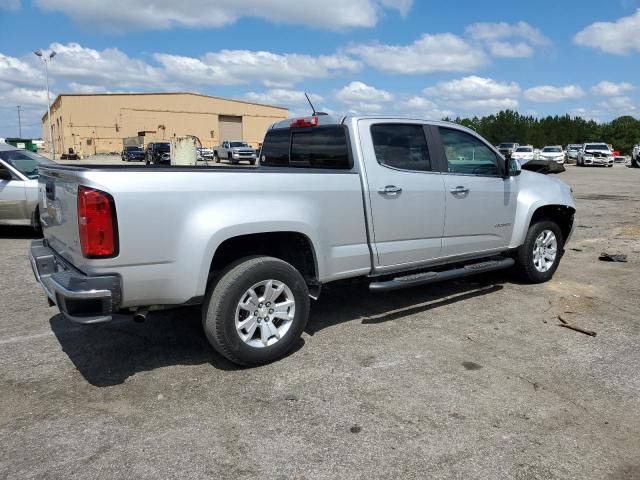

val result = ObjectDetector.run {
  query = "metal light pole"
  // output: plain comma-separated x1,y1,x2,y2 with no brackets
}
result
17,105,22,138
34,49,57,159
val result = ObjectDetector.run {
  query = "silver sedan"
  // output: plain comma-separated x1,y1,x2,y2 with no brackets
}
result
0,143,54,229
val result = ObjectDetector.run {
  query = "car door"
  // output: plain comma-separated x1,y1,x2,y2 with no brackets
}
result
0,163,27,222
358,120,446,271
432,126,517,257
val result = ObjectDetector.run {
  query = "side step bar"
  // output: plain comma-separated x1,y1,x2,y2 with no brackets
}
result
369,257,515,292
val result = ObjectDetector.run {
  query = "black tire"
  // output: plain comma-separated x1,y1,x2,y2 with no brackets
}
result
514,220,564,284
213,152,219,163
632,157,639,168
202,256,310,366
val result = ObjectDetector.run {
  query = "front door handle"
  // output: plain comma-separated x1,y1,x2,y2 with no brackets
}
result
378,185,403,196
450,186,470,195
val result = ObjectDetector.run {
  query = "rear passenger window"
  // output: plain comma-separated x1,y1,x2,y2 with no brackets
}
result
261,126,351,169
291,126,350,169
371,124,431,172
260,129,290,166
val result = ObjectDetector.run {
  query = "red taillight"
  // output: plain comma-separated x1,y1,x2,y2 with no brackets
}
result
290,116,319,128
77,186,118,258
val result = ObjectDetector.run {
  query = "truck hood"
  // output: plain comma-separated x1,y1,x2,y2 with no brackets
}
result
519,169,573,200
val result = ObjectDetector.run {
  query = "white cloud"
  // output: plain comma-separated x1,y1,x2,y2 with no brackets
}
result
155,50,359,88
335,81,393,113
591,81,635,96
0,0,20,10
349,33,487,74
35,0,412,31
47,43,164,89
424,76,521,100
244,89,325,116
486,41,534,58
395,96,453,120
466,21,550,59
574,9,640,54
422,76,520,114
0,86,49,106
524,85,585,103
599,96,639,115
0,53,43,88
467,21,550,45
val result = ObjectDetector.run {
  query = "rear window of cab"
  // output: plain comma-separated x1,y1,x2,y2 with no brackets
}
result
260,126,352,169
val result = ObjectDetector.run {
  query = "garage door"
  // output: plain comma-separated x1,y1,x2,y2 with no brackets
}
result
219,116,243,141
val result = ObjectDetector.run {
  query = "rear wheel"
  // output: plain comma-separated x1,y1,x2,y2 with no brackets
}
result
514,220,564,283
632,156,639,168
203,256,310,366
214,152,219,163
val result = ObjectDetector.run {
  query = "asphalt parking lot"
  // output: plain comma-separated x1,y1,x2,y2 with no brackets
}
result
1,164,639,479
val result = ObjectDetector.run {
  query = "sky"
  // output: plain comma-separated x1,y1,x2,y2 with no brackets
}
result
0,0,639,138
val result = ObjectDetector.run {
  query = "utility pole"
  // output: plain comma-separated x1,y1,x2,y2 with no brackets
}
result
17,105,22,138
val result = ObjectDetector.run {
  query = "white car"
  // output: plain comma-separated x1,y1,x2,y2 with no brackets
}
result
539,146,565,164
565,144,582,163
577,143,614,167
513,145,534,164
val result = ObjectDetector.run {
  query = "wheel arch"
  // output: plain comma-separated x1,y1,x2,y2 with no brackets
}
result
206,231,320,294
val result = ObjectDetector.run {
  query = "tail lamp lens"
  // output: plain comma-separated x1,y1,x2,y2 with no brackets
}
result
78,186,118,258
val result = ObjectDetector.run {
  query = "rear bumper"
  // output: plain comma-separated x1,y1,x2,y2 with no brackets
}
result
29,239,121,324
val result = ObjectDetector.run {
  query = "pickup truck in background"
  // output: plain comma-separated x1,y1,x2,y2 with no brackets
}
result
213,140,257,165
29,115,576,366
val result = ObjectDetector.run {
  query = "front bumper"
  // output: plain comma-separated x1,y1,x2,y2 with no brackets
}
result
29,239,121,324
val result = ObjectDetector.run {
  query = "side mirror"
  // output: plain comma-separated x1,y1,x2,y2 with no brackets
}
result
505,157,521,177
0,169,13,181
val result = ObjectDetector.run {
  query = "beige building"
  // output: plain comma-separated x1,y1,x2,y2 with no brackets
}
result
41,92,288,157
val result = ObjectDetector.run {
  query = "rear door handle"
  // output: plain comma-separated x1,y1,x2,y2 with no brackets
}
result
450,186,470,195
378,185,403,196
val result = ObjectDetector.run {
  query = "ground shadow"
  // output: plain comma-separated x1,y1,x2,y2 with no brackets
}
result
50,272,507,387
306,272,506,336
0,226,41,239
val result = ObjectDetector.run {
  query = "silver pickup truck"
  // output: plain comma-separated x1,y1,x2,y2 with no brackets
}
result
213,140,257,165
30,115,576,366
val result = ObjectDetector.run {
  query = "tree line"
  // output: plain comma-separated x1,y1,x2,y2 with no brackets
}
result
444,110,640,155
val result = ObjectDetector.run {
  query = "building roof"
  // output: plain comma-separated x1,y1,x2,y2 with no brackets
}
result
42,92,288,120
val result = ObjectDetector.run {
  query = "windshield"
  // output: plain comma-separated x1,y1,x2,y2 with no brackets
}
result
568,145,581,151
230,142,249,148
155,143,170,151
585,144,609,151
126,146,143,152
0,149,54,179
499,143,516,148
515,147,532,152
543,147,562,152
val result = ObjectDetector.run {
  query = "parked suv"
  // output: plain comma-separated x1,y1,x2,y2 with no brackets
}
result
145,142,171,165
30,115,576,366
497,142,519,157
577,143,614,167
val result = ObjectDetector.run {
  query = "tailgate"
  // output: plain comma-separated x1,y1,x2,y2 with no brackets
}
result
38,167,84,266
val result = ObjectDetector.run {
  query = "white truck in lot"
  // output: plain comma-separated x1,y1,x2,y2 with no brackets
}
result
213,140,257,165
632,144,639,168
30,115,576,366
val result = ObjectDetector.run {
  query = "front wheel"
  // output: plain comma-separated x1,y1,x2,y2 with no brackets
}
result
203,256,310,366
514,220,564,283
632,157,639,168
